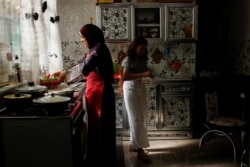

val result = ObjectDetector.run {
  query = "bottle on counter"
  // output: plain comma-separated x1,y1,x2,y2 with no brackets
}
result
14,55,21,83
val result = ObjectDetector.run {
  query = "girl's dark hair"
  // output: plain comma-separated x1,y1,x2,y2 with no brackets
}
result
118,36,148,96
79,24,105,48
126,36,148,61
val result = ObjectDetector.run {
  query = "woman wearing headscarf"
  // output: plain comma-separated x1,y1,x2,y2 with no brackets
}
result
79,24,116,166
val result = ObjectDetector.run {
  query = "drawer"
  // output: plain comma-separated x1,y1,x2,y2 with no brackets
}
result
160,83,191,93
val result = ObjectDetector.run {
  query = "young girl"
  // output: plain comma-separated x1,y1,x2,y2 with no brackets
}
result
120,36,154,163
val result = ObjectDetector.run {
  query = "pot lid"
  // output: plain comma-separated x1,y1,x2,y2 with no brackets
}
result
4,93,32,99
49,88,74,95
16,85,47,93
33,93,71,104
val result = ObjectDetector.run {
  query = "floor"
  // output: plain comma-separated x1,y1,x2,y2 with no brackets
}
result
121,137,246,167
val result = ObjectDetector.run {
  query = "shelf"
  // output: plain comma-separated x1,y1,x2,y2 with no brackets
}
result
135,24,160,27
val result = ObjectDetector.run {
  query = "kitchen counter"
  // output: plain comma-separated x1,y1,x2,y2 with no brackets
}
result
0,82,87,167
0,83,22,95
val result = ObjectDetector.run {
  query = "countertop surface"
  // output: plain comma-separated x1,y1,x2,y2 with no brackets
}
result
0,83,21,95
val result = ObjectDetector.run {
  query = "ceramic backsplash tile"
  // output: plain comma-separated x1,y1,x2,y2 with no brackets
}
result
58,0,196,79
61,41,85,69
147,42,196,79
62,41,196,79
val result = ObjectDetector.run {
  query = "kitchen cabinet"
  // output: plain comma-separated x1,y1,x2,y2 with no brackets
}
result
99,2,197,139
131,3,165,42
165,4,198,41
96,3,197,42
113,84,129,136
145,83,159,130
159,80,193,139
114,80,193,139
114,82,159,137
96,3,132,42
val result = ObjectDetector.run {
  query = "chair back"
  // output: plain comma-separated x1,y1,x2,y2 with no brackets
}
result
205,91,219,122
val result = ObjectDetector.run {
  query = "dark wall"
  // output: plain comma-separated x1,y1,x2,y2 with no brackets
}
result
196,0,230,75
196,0,249,75
193,0,250,137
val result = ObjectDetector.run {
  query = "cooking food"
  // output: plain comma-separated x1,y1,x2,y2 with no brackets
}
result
40,75,61,89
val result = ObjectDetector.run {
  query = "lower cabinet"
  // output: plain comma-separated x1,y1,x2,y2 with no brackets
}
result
114,80,193,139
158,81,193,139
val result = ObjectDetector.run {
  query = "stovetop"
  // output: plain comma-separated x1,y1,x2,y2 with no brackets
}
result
0,101,78,117
0,82,86,117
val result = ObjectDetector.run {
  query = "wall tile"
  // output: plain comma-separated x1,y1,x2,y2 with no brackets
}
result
58,0,196,79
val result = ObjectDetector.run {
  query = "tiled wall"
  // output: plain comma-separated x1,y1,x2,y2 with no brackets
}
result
58,0,100,68
58,0,196,79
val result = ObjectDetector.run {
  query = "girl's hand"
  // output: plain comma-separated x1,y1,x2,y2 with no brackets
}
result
143,70,154,78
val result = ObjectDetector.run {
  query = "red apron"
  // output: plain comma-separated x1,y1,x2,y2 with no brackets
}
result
85,71,104,126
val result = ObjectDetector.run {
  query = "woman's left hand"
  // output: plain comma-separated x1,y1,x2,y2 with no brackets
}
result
51,71,66,82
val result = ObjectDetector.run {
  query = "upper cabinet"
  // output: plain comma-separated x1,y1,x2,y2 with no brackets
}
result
165,4,198,41
96,3,197,42
96,4,132,42
131,3,165,42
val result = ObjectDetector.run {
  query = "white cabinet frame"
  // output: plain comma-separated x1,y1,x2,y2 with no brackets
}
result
131,3,165,42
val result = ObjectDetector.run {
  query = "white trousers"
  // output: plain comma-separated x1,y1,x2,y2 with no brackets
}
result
123,80,150,149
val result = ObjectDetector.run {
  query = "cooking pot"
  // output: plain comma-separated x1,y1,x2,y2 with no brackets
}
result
3,93,32,115
48,87,74,99
16,82,47,99
32,93,71,115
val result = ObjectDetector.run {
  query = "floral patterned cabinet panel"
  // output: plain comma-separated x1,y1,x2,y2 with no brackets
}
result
145,83,159,130
113,84,128,134
96,4,132,42
159,80,193,139
165,4,198,41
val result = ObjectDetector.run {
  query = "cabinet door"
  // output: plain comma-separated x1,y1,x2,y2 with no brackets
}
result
145,83,159,130
131,4,165,42
96,4,132,42
113,84,128,131
159,82,193,131
160,94,191,129
165,4,198,41
115,95,127,130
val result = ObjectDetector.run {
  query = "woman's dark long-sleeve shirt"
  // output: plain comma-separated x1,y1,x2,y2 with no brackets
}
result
80,43,114,84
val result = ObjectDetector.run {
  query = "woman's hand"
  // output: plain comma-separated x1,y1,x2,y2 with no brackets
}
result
51,71,66,83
